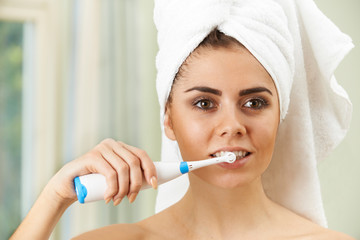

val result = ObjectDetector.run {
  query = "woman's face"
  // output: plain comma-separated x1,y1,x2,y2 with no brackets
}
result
164,46,280,188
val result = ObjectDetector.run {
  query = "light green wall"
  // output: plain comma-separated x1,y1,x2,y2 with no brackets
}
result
314,0,360,238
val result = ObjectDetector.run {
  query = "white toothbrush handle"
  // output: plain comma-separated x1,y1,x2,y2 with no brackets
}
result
74,162,182,204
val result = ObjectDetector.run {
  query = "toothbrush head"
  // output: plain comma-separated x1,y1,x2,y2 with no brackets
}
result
224,152,236,163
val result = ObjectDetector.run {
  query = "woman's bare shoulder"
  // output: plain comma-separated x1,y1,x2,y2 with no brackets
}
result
287,216,355,240
71,210,172,240
306,227,355,240
71,223,148,240
272,202,354,240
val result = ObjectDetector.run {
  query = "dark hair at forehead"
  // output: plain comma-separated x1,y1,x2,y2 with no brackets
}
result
199,28,244,49
166,28,245,107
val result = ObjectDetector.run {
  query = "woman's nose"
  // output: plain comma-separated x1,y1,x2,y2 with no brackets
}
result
215,107,246,137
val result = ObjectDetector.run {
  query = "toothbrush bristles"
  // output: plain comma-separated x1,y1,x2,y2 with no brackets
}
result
224,152,236,163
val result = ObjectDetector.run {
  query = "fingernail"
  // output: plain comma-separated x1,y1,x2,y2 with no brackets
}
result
150,176,158,190
105,198,111,204
128,193,138,203
113,197,122,206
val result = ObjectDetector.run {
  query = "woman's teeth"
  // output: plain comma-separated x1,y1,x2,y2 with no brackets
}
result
212,151,248,159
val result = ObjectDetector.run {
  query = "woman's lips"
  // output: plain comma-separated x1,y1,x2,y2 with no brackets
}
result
217,154,251,169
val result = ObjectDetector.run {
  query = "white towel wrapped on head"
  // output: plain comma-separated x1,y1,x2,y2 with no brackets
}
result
154,0,353,227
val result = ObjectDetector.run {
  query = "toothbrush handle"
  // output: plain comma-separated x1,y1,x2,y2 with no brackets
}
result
74,162,182,204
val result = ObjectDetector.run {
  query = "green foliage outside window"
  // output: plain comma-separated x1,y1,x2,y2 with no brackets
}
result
0,21,23,239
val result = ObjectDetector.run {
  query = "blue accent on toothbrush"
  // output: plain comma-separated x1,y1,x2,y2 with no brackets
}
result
74,176,87,204
180,162,189,174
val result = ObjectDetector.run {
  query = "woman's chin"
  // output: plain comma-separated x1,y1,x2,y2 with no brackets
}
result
190,170,257,190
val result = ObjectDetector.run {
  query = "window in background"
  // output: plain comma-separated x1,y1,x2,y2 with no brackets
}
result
0,21,23,239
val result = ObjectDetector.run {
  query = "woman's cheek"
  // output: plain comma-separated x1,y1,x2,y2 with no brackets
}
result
254,119,278,158
176,118,211,161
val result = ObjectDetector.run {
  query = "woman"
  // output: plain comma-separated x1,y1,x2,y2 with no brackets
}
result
11,0,355,239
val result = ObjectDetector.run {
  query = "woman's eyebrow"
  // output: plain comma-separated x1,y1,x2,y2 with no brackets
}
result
239,87,273,96
184,86,222,96
184,86,273,96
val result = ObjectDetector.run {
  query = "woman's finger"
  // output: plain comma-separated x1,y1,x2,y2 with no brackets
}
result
80,150,119,203
110,141,143,203
121,142,158,189
96,139,132,205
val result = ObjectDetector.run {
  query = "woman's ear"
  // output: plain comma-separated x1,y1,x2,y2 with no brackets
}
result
164,108,176,141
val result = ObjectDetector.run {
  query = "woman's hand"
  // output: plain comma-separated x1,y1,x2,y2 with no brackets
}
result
10,139,157,240
47,138,158,206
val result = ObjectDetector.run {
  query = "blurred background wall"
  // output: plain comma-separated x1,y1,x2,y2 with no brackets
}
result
0,0,358,239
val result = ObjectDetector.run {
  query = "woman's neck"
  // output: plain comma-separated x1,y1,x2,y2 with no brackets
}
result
171,173,276,239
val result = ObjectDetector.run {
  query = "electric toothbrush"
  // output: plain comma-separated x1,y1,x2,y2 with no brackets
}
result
74,152,236,204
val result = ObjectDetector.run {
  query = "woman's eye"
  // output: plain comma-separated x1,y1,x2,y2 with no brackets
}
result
243,98,268,109
194,99,214,110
